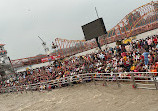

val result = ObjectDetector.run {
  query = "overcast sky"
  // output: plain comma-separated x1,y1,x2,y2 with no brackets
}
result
0,0,154,60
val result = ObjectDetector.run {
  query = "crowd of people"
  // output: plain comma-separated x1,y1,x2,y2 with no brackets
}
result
0,34,158,92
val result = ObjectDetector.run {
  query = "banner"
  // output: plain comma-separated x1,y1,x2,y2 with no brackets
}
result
41,55,60,63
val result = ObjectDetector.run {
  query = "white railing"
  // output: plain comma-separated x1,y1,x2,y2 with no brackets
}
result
1,72,158,93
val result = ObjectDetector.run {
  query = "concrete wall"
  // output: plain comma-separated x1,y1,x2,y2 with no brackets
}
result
135,28,158,40
16,61,53,72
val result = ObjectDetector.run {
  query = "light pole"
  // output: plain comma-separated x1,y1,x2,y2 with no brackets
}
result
38,36,51,64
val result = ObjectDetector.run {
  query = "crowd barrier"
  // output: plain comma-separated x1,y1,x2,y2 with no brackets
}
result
1,72,158,94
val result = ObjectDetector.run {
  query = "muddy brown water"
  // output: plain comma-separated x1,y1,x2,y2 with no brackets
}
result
0,82,158,111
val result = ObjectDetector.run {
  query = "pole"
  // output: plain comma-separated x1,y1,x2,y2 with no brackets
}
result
102,74,107,86
38,36,45,43
131,73,136,88
151,73,158,90
115,74,121,87
92,74,96,85
95,7,99,19
38,36,51,64
95,37,102,51
8,56,16,75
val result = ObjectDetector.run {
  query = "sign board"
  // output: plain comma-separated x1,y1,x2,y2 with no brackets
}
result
41,55,60,63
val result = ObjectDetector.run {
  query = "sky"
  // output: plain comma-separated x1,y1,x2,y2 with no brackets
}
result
0,0,154,60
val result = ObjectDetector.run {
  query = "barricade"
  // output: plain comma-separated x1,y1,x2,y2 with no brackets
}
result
0,72,158,94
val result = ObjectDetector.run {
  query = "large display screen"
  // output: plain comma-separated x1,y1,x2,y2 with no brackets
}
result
82,18,107,40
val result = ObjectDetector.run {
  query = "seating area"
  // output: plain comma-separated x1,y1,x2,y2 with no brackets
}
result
0,34,158,92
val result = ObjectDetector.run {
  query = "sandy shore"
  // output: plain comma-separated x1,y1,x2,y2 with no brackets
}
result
1,82,158,111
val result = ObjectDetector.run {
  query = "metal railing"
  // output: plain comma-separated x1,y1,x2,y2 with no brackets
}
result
0,72,158,93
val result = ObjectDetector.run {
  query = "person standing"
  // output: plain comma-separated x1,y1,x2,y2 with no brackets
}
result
142,50,149,66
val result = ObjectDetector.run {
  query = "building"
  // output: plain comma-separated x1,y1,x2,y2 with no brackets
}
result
0,44,13,81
